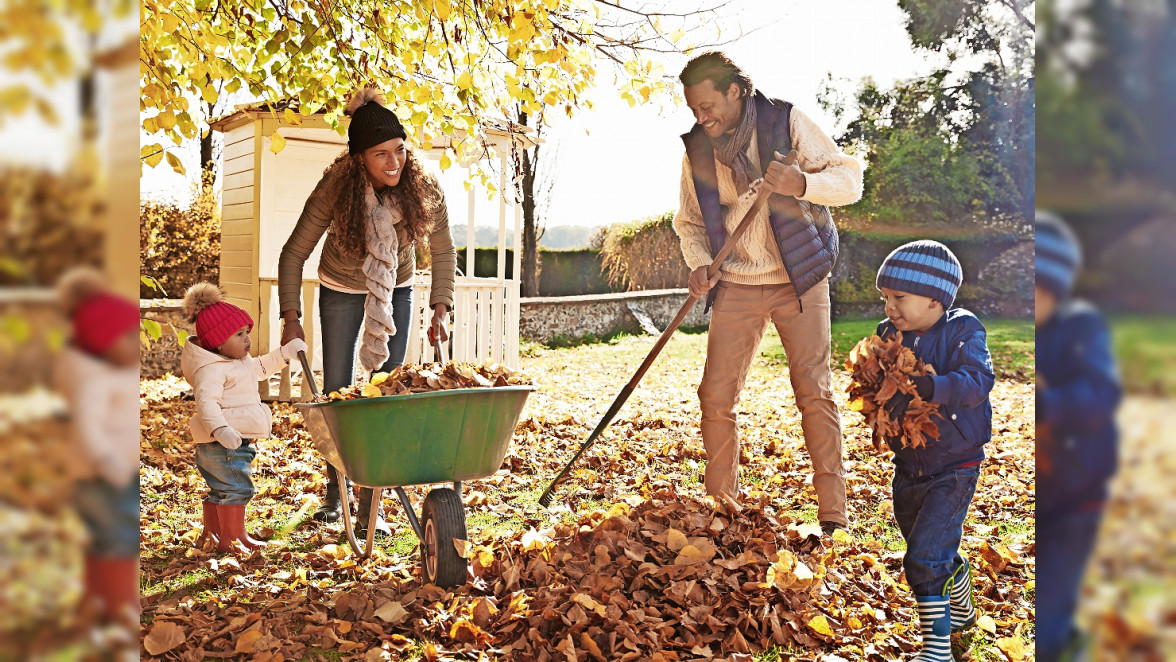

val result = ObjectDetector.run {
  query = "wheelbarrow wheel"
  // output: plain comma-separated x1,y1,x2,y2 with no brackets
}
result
420,488,467,588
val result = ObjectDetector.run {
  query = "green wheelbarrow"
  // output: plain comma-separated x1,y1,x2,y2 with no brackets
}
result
294,351,533,588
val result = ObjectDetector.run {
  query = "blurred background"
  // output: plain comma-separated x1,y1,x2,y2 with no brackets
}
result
1038,0,1176,658
0,0,139,657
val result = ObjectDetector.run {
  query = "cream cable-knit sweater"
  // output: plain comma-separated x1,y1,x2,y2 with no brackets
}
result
673,107,864,285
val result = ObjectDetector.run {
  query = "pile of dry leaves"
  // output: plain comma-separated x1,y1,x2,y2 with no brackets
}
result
845,334,940,449
326,363,532,401
142,490,921,661
136,331,1037,661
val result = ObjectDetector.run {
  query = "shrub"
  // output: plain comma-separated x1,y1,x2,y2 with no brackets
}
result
599,211,690,291
140,171,220,298
0,165,104,286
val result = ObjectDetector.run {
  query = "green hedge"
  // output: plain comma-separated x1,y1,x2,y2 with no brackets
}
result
830,230,1031,318
455,247,614,296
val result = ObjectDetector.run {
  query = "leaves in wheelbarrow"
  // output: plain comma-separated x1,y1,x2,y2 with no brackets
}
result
844,333,941,449
325,362,532,400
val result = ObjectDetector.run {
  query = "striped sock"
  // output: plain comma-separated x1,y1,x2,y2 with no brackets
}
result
914,595,953,661
948,560,977,631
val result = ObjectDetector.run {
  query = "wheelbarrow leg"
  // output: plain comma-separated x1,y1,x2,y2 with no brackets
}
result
453,481,462,498
364,488,382,559
394,487,425,541
339,478,365,558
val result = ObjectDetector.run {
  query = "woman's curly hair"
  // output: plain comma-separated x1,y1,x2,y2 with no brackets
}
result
324,147,441,260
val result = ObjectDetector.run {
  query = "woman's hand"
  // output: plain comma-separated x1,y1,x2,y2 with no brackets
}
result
428,303,450,344
281,311,305,346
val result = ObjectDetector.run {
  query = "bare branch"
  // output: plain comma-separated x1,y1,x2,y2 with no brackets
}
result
592,0,728,20
994,0,1035,32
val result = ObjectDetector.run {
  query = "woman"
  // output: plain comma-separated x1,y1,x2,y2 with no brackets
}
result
277,87,457,535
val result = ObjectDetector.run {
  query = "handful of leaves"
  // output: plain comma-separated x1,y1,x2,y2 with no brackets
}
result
325,362,532,401
845,333,941,449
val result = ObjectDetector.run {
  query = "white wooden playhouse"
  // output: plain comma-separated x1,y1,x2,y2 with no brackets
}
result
209,108,534,401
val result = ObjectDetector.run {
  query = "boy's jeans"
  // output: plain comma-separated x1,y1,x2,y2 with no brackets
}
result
892,463,981,595
195,441,257,505
73,477,140,557
1036,507,1103,661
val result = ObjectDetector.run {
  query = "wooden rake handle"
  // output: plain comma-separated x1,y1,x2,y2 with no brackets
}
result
537,151,795,508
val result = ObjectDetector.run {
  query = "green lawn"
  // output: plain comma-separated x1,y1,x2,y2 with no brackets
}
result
1109,314,1176,396
534,317,1036,381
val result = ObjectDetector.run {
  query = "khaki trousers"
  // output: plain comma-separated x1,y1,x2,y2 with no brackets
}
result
698,279,847,526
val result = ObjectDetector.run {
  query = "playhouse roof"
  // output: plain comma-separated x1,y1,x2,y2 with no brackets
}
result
209,103,538,149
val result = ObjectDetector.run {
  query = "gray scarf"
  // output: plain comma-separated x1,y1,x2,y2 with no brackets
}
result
711,93,759,196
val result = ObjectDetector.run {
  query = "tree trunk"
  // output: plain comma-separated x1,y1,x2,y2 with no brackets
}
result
201,130,214,176
518,112,541,297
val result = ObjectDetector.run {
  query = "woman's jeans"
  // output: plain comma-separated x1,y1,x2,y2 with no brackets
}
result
892,463,981,596
317,284,414,502
194,441,257,505
73,477,140,557
319,285,414,392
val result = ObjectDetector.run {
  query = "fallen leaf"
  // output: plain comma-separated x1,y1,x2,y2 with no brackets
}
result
143,621,185,656
580,632,606,662
666,528,688,552
571,593,606,617
673,543,716,565
233,629,264,654
374,600,408,624
807,614,835,639
521,527,549,552
995,634,1027,661
453,538,471,558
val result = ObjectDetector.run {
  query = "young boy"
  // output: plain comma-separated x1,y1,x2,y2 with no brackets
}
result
180,283,305,553
874,240,995,662
53,269,142,623
1034,211,1120,662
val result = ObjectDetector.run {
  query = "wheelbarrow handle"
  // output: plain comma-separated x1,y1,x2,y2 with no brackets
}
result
298,350,321,399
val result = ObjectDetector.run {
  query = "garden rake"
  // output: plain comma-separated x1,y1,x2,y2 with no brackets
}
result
538,150,799,508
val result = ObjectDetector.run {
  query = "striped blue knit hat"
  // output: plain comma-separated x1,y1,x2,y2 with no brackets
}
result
1035,210,1082,299
876,240,964,308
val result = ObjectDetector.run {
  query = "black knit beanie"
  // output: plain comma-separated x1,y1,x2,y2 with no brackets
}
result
345,87,407,154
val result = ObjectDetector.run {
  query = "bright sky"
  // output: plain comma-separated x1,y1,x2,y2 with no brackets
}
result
540,0,944,228
58,1,941,230
0,12,137,171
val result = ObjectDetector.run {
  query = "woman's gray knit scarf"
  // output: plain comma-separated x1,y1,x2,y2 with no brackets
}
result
711,93,759,196
357,183,400,373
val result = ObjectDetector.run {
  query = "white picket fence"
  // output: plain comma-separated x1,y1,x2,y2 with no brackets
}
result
256,273,520,401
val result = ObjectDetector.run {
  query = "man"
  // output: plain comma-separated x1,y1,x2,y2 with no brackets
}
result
672,51,862,535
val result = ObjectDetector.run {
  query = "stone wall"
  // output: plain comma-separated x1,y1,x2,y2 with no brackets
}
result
518,289,709,343
140,235,1034,371
140,299,191,379
0,291,64,392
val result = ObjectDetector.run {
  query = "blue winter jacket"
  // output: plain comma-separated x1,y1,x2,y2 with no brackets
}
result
1035,299,1120,518
876,309,995,477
